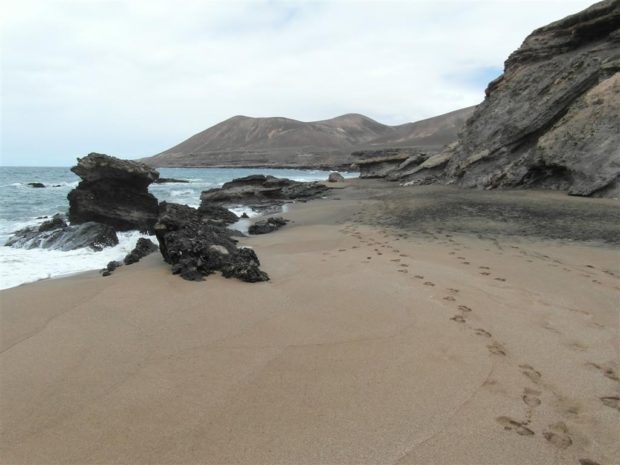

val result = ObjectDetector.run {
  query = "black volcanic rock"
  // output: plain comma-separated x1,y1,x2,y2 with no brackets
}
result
123,238,159,265
154,202,269,283
396,0,620,197
200,175,328,207
248,217,289,235
27,182,46,188
197,204,239,225
6,218,118,251
68,153,160,231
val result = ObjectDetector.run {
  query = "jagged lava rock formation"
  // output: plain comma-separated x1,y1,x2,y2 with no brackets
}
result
154,202,269,282
68,153,160,231
397,0,620,197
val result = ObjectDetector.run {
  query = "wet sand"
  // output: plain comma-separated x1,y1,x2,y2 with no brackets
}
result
1,180,619,464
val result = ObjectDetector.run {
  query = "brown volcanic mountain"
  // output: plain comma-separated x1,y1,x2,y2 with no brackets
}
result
142,108,475,169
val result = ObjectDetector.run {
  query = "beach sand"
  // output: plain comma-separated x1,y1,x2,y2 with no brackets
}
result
1,180,619,464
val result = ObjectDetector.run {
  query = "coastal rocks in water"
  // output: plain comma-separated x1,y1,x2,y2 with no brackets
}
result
6,216,118,251
27,182,46,188
68,153,160,232
123,237,159,265
328,172,345,182
154,202,269,282
197,203,239,225
248,217,289,235
200,175,328,207
152,177,190,184
396,0,620,197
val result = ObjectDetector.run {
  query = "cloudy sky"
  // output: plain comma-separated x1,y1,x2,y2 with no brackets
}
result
2,0,594,166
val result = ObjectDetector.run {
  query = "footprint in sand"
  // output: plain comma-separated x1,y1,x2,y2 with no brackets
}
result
494,277,507,282
543,422,572,449
462,261,471,265
474,328,492,338
480,272,491,276
397,269,408,274
443,296,456,301
457,256,466,260
519,364,542,384
479,266,490,270
390,259,400,262
586,362,619,382
423,281,435,286
448,288,460,294
522,388,542,408
579,460,602,465
399,264,409,268
450,315,466,323
414,275,424,280
458,305,472,312
496,416,535,436
600,396,620,411
487,341,507,356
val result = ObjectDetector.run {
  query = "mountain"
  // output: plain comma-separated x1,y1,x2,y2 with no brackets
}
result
141,108,475,169
393,0,620,197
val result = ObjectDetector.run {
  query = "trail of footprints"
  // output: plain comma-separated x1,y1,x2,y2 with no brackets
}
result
336,220,619,458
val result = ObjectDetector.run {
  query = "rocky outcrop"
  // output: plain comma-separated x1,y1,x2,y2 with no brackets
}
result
123,238,159,265
27,182,46,188
68,153,160,232
396,0,620,197
200,175,328,207
154,202,269,282
6,215,118,251
196,204,239,225
248,217,289,235
352,149,430,179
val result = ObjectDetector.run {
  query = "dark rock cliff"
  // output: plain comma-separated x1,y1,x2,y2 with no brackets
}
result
396,0,620,197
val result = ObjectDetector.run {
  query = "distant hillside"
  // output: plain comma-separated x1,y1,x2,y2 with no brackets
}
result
142,107,476,169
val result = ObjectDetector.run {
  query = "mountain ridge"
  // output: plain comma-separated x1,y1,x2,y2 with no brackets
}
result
141,107,475,169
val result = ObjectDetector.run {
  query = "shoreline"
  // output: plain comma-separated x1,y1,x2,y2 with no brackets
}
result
1,180,618,464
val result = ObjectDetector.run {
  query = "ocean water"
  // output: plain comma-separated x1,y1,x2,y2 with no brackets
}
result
0,166,352,290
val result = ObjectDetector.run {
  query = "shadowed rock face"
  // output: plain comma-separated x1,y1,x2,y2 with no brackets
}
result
396,0,620,197
68,153,160,232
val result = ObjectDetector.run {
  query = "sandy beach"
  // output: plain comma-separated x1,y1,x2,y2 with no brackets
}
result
1,180,619,465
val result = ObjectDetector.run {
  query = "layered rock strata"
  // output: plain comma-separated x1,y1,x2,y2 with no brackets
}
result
68,153,160,231
395,0,620,197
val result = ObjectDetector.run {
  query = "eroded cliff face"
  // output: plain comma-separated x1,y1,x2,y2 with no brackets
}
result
398,0,620,197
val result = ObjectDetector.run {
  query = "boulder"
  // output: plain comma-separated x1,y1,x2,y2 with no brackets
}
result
200,175,328,207
197,204,239,225
154,202,269,283
68,153,160,232
6,218,118,251
394,0,620,197
27,182,46,188
248,217,289,235
123,237,159,265
327,172,345,182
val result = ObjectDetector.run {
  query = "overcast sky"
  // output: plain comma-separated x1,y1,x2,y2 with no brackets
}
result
2,0,595,166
